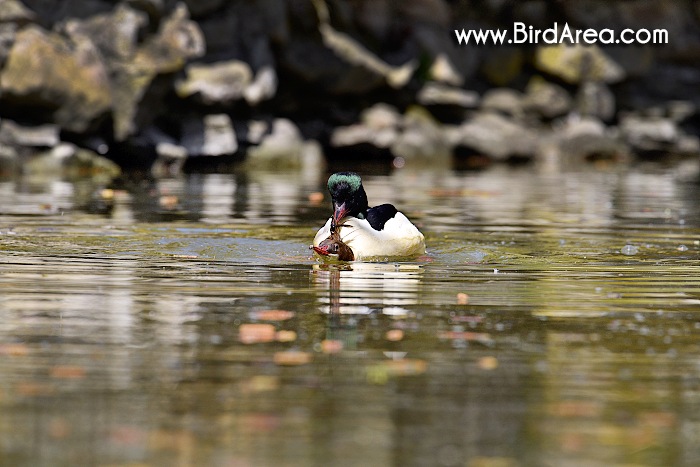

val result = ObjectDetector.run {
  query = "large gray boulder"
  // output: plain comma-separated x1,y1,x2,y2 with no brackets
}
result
447,112,539,161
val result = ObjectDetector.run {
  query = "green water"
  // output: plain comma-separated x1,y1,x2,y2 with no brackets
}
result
1,165,699,466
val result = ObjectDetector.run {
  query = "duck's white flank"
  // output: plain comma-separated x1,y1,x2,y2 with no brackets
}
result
313,214,425,260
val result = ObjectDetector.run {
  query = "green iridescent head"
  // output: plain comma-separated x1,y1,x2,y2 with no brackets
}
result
327,172,368,225
328,172,362,194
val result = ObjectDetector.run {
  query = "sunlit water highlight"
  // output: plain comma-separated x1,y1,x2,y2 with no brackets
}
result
1,164,699,466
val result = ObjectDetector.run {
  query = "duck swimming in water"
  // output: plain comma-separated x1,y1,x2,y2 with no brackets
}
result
313,172,425,260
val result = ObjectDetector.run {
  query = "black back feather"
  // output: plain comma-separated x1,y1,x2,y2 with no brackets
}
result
365,204,398,231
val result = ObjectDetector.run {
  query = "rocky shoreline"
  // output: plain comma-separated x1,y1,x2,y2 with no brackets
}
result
0,0,699,177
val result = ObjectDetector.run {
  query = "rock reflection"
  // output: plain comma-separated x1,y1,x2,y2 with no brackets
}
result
121,168,326,225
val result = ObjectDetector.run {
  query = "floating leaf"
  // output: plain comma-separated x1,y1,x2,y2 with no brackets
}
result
385,329,404,341
49,365,86,379
320,339,343,354
0,343,29,356
239,323,276,344
477,356,499,370
250,309,295,321
456,292,469,305
241,375,280,394
275,330,297,342
273,351,312,366
16,381,54,397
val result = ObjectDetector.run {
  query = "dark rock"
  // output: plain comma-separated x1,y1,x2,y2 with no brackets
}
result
361,103,403,129
182,114,237,157
244,65,277,106
0,120,59,147
481,89,525,119
245,118,323,170
480,47,525,87
575,81,616,122
65,3,147,63
0,142,17,166
523,77,572,120
176,60,253,105
18,0,113,26
63,3,204,139
447,112,538,161
330,103,451,165
196,0,284,66
561,1,700,65
239,120,269,146
330,104,401,149
619,113,700,156
0,24,112,132
175,59,275,108
317,22,416,90
620,115,679,152
331,123,398,150
666,101,696,123
390,107,451,164
0,23,16,67
182,0,228,18
674,135,700,156
535,43,625,84
112,4,204,140
136,4,206,74
295,0,416,93
417,82,479,109
427,54,465,86
0,0,697,172
537,117,629,167
0,0,34,23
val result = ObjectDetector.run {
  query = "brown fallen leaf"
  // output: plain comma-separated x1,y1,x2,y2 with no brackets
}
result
239,323,276,344
273,351,312,366
49,365,86,379
477,356,499,370
320,339,343,354
275,330,297,342
0,343,30,356
15,381,55,397
250,309,295,321
385,329,404,341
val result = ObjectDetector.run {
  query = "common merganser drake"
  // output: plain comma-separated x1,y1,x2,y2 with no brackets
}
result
313,172,425,260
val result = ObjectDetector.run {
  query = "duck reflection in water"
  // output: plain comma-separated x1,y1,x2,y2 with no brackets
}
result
312,262,423,316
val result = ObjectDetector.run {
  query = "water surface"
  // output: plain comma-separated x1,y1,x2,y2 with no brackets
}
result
1,164,700,466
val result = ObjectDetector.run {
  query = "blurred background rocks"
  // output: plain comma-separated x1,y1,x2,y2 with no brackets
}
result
0,0,698,175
